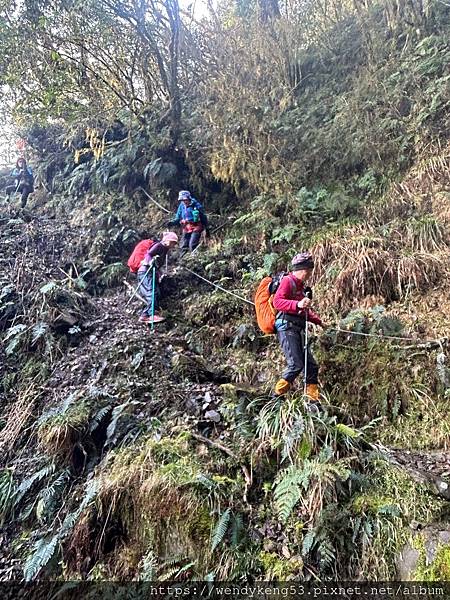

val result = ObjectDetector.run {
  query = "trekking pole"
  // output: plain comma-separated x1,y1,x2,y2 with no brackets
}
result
5,180,21,203
303,288,312,396
124,263,153,308
150,263,156,332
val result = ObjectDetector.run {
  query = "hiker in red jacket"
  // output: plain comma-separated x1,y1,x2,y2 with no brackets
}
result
272,252,326,405
137,231,178,323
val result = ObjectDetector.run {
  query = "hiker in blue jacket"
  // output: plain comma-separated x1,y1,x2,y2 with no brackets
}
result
6,158,34,208
168,190,208,253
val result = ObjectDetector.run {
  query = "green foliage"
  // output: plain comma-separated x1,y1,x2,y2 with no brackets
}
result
23,535,59,582
0,469,16,525
413,540,450,580
274,450,351,523
211,508,231,551
339,305,405,337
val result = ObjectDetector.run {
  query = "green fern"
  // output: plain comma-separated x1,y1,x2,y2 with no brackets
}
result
274,464,311,523
0,469,17,525
99,262,127,286
15,463,56,505
23,535,59,581
318,539,336,569
231,512,244,548
4,324,28,355
274,455,351,522
302,529,316,555
89,405,112,433
31,322,49,345
211,508,231,551
36,470,70,522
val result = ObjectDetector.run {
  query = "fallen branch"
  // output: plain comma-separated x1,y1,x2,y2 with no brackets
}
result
370,442,450,501
123,279,146,304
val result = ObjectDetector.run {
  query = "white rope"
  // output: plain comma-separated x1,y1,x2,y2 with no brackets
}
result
330,327,445,346
180,266,445,345
182,266,255,306
330,327,417,342
136,187,171,214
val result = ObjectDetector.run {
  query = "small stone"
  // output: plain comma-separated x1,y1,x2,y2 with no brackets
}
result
204,410,221,422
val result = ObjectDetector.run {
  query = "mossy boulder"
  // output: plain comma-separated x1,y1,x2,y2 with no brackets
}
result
397,525,450,580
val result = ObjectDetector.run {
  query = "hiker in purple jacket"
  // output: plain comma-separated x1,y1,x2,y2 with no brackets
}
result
138,231,178,323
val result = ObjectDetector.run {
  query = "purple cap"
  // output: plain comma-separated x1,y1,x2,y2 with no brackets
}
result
291,252,314,270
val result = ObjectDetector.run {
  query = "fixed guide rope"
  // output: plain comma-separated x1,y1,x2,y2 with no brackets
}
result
181,265,446,346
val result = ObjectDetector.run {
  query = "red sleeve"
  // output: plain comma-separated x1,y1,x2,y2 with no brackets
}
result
273,277,299,314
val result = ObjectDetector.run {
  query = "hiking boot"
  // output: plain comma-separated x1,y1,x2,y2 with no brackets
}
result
148,314,165,323
274,378,291,396
304,384,323,413
305,383,319,401
139,314,166,324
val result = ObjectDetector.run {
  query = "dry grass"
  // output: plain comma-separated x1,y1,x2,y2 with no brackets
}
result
311,180,450,310
66,435,213,578
37,400,90,461
0,382,41,454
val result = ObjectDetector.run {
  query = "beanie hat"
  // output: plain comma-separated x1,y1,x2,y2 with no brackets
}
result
291,252,314,270
178,190,191,201
162,231,179,244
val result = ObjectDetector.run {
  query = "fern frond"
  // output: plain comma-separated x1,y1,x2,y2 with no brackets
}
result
0,469,17,525
302,529,316,556
89,405,111,433
23,535,59,581
231,512,244,548
318,539,336,569
211,508,231,551
15,463,56,504
274,465,306,522
31,322,50,345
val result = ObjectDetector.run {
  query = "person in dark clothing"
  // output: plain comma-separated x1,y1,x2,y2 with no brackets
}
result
137,231,178,323
168,190,208,253
5,158,34,208
272,252,326,404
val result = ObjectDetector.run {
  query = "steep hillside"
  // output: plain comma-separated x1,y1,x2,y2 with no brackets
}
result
0,0,450,584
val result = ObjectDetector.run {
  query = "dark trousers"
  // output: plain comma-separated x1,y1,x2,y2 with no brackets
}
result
180,231,201,252
277,326,319,384
137,268,160,317
5,183,33,207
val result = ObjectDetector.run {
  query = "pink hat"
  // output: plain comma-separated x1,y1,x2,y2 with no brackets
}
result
162,231,179,243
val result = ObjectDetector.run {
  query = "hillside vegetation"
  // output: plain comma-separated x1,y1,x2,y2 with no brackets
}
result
0,0,450,583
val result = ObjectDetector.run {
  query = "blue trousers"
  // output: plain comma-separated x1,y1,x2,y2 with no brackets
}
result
137,268,160,317
277,327,319,384
180,231,201,251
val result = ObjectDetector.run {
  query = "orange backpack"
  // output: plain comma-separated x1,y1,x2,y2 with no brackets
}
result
255,273,294,334
127,239,155,273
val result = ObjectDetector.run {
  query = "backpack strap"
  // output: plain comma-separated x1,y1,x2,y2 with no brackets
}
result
275,273,298,321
